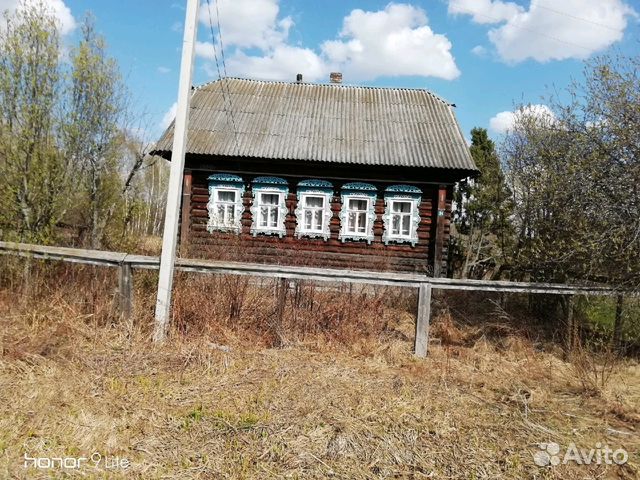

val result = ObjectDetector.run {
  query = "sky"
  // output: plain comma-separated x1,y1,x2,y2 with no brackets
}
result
3,0,639,143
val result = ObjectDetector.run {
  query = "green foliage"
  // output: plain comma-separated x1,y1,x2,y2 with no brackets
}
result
503,53,640,289
452,128,512,279
65,15,128,248
0,3,161,248
0,2,67,243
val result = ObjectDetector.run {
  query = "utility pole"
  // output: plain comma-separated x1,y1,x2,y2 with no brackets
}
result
153,0,199,342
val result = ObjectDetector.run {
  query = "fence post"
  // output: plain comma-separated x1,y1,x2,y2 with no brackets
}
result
272,277,287,347
613,294,624,351
118,262,133,319
414,283,432,358
563,295,575,355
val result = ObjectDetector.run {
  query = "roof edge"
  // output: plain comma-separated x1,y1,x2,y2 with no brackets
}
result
193,76,455,107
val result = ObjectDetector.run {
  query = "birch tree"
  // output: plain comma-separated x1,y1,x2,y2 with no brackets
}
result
0,2,67,242
65,15,128,248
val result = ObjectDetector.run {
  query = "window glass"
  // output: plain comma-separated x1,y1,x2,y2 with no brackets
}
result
305,196,324,208
258,193,280,228
392,201,411,213
217,191,236,203
261,193,279,205
349,199,368,211
346,199,368,233
389,200,412,236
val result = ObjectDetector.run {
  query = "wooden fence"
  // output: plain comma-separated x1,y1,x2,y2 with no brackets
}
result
0,241,627,357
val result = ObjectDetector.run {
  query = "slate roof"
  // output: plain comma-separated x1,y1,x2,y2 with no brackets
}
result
153,77,477,172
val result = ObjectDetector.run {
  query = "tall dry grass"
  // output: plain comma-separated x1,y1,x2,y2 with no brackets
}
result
0,258,639,479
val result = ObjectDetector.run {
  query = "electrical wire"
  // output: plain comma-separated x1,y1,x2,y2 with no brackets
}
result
205,0,240,155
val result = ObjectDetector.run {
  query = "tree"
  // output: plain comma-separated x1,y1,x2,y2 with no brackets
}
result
0,3,157,248
0,2,68,242
453,128,512,279
503,53,640,291
65,15,129,249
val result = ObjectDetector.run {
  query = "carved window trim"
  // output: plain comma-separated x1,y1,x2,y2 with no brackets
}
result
382,185,422,246
250,177,288,238
294,180,333,241
339,183,377,244
207,174,245,234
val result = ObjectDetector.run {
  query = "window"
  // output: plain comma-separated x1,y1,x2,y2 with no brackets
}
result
213,190,239,226
339,182,377,243
207,173,244,233
389,200,412,237
250,177,288,237
257,192,282,228
302,195,325,231
346,198,370,234
382,185,421,246
294,180,333,240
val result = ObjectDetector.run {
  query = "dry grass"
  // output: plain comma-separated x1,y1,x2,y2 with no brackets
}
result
0,262,639,479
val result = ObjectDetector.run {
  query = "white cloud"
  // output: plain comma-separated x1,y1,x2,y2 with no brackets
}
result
157,66,171,74
322,4,460,81
160,102,177,130
448,0,523,24
489,104,555,134
199,0,291,50
450,0,637,63
195,1,460,83
227,45,327,82
0,0,76,35
471,45,487,56
195,40,216,60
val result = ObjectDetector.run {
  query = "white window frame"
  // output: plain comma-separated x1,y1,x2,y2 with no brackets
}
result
207,185,244,234
339,194,376,244
295,191,332,240
382,196,420,246
250,188,287,237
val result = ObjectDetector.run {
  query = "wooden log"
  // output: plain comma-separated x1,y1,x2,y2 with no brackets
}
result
414,283,432,357
118,262,133,319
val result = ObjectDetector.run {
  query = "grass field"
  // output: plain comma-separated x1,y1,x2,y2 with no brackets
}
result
0,265,639,479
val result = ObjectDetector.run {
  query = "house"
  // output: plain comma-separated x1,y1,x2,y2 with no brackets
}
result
152,76,477,276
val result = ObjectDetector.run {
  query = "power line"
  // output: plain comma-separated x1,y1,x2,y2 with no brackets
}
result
213,0,231,78
471,11,605,53
461,0,630,55
535,2,626,32
205,0,240,155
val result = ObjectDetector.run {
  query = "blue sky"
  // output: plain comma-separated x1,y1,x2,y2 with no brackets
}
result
10,0,639,143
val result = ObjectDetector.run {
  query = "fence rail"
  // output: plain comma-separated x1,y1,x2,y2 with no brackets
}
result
0,241,628,357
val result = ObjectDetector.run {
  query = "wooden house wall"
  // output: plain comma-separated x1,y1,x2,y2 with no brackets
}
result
181,170,452,274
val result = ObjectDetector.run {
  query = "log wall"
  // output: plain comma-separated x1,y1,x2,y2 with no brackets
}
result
183,171,452,274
